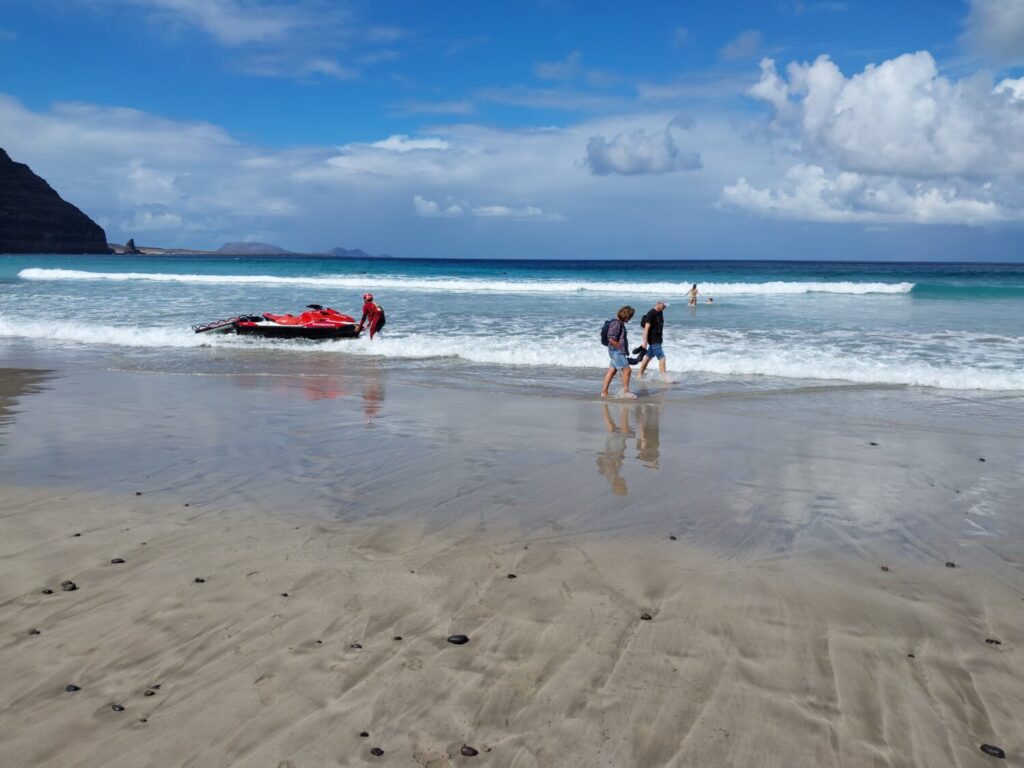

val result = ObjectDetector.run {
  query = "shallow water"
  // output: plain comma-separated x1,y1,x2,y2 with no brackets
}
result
2,255,1023,393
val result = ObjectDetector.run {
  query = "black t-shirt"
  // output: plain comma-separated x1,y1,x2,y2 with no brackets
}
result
641,309,664,344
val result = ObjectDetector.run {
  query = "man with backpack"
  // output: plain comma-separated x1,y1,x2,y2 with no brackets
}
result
600,305,637,399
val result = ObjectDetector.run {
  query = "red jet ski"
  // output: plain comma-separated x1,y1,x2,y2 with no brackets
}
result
194,304,361,340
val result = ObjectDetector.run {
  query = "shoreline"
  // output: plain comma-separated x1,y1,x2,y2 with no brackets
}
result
1,364,1022,766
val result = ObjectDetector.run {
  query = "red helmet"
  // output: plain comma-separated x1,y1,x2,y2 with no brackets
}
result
362,292,374,301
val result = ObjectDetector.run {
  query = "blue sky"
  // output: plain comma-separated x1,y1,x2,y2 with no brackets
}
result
1,0,1023,259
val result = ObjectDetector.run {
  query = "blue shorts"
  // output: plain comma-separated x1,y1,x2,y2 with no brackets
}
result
607,347,630,370
644,343,665,360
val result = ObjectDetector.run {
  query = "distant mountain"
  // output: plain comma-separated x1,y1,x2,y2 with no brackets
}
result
326,246,393,259
217,242,293,255
0,148,111,254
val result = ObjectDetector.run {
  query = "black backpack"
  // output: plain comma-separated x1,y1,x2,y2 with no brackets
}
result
600,319,612,346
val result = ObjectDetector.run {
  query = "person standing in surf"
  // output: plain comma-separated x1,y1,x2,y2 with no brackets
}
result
688,284,700,307
359,293,386,339
637,301,672,382
600,306,637,400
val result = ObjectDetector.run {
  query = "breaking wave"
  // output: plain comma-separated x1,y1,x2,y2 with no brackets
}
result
17,268,915,297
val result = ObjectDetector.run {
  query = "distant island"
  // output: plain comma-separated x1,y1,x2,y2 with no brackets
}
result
108,241,393,258
0,148,111,254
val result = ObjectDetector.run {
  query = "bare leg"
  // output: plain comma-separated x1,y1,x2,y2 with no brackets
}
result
620,367,636,398
637,355,650,378
659,358,669,380
600,367,617,397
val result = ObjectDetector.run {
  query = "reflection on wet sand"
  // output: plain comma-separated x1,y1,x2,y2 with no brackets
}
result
597,403,662,495
0,368,52,435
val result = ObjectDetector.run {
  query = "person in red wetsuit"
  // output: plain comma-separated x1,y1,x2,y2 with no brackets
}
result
359,292,386,339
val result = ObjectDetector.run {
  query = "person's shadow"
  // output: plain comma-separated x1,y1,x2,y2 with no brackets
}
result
597,403,633,496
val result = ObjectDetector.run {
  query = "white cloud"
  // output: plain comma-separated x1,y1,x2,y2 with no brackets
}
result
371,135,450,152
720,30,763,61
413,195,464,217
994,76,1024,101
118,0,325,46
535,51,583,80
413,196,563,221
748,52,1024,177
722,164,1009,226
585,123,701,176
962,0,1024,65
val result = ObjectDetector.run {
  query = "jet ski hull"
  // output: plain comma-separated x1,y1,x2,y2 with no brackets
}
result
193,306,362,340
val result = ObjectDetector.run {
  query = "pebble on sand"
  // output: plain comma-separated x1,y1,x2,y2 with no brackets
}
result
979,457,986,462
72,533,81,537
41,588,53,595
447,634,470,645
138,718,148,724
359,731,369,738
350,643,363,649
280,593,289,597
985,638,1002,646
144,690,156,697
28,628,41,635
111,704,125,712
65,684,80,693
640,613,653,621
461,745,480,757
880,566,890,572
194,577,206,583
869,442,878,446
61,580,78,591
669,535,677,540
507,574,517,579
135,491,142,496
945,561,957,568
370,747,384,757
111,558,126,564
980,744,1006,759
393,636,403,641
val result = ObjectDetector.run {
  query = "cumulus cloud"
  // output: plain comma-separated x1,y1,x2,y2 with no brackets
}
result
413,195,464,217
748,52,1024,177
961,0,1024,65
535,51,583,80
585,123,701,176
720,30,763,61
722,164,1009,226
722,50,1024,226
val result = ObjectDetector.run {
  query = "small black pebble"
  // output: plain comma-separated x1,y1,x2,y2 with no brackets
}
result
316,640,323,644
359,731,369,738
946,561,956,568
350,643,363,649
61,580,78,591
908,654,915,659
280,593,289,597
111,558,125,564
393,636,402,641
979,458,986,463
447,634,470,645
184,503,189,507
149,684,161,690
28,628,41,635
640,613,653,621
138,718,148,723
461,745,480,757
869,442,878,446
42,588,53,595
72,533,81,537
980,744,1005,759
194,577,205,583
135,491,142,496
881,566,890,572
144,690,156,697
985,638,1002,646
370,747,384,757
111,704,125,712
669,535,677,540
65,684,80,693
507,574,517,579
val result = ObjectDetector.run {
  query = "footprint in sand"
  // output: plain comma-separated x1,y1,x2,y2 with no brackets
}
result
255,672,277,705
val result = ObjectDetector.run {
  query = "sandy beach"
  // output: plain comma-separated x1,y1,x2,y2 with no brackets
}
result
1,362,1022,767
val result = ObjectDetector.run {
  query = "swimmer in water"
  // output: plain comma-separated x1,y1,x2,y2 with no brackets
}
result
688,284,700,307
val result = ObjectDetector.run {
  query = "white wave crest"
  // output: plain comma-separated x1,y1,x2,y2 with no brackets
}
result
2,318,1021,391
17,268,915,296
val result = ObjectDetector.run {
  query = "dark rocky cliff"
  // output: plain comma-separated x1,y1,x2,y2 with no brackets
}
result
0,148,111,254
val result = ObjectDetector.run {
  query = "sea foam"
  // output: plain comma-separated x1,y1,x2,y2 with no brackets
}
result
17,268,915,296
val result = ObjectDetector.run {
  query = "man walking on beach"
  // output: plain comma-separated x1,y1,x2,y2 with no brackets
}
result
637,301,672,382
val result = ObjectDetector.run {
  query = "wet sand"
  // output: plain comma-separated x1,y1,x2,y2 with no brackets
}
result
1,364,1022,767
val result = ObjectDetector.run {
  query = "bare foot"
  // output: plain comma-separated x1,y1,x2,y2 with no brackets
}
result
619,391,638,399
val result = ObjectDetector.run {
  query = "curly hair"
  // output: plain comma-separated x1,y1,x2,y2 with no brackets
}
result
616,306,635,322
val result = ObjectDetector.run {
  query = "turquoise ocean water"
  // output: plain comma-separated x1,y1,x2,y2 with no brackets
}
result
1,255,1022,393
